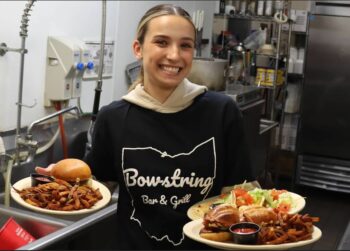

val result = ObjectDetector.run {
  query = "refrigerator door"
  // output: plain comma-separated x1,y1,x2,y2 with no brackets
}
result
299,14,350,159
312,1,350,16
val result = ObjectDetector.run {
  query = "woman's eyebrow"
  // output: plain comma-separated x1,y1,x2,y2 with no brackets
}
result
152,34,194,42
182,37,195,43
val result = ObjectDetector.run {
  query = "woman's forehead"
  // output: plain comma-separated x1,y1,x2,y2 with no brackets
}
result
147,15,195,38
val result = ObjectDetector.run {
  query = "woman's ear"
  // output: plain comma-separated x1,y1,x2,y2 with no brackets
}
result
133,40,142,60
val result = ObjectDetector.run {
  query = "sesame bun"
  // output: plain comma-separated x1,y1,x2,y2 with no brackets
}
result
51,158,92,182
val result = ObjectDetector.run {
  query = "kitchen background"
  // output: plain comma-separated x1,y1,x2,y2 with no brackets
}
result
0,1,216,132
0,0,349,250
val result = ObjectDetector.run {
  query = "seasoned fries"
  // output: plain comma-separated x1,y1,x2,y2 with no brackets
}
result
258,212,320,245
14,178,103,211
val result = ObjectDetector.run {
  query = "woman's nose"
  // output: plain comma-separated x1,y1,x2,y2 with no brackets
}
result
166,45,181,60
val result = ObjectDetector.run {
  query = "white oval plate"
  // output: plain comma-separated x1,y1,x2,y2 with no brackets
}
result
11,177,111,215
183,219,322,250
187,191,306,221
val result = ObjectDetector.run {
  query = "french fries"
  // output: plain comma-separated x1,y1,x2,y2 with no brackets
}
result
14,178,103,211
258,212,320,245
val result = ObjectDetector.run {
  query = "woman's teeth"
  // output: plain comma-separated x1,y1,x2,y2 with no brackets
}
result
162,65,180,73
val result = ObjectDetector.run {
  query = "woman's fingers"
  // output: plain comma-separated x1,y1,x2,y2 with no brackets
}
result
35,163,55,176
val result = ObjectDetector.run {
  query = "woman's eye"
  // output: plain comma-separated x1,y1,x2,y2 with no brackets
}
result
155,40,167,47
181,43,194,49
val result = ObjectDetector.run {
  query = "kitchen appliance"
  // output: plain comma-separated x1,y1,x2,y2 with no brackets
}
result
224,84,261,107
187,58,228,91
296,1,350,193
224,84,265,180
44,36,93,107
227,43,247,85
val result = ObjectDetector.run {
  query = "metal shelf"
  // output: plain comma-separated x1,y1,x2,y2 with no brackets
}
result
256,53,288,60
288,73,304,81
214,13,276,22
254,84,284,90
214,2,293,123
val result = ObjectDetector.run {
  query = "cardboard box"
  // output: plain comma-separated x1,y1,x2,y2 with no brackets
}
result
282,10,308,33
292,10,308,33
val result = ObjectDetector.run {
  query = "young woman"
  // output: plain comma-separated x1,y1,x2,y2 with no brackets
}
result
37,4,252,249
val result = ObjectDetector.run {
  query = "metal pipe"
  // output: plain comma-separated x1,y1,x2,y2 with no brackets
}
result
278,18,293,147
15,37,27,163
270,22,283,121
86,0,107,155
0,42,28,55
11,106,80,167
13,0,36,165
91,0,107,122
26,106,80,140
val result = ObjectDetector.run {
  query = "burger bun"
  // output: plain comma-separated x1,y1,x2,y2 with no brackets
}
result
51,158,92,184
199,230,232,242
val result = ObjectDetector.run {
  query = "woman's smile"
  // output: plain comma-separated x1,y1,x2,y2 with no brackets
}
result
160,64,181,75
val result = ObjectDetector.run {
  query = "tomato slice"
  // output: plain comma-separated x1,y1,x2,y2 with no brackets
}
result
243,193,254,205
233,188,254,207
270,189,287,200
233,188,247,197
277,202,291,213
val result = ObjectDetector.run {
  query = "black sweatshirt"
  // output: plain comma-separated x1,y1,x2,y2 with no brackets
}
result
85,90,252,249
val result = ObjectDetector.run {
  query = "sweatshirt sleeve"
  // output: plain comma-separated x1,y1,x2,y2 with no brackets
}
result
84,108,116,182
222,99,253,187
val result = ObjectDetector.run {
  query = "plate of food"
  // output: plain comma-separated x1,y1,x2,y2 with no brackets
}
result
187,186,305,220
184,204,321,250
183,219,322,250
11,159,111,215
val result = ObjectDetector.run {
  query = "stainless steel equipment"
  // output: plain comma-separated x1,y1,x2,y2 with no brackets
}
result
187,58,228,91
225,87,278,183
227,42,247,85
296,1,350,193
0,188,119,250
224,84,261,107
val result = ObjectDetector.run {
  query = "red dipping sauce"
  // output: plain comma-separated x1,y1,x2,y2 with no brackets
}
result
230,222,260,244
232,228,257,234
30,173,54,186
35,177,52,182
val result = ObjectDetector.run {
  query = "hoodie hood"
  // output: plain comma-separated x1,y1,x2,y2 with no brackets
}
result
122,78,207,113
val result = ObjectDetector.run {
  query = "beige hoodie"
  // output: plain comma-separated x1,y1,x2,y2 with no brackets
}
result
122,78,207,113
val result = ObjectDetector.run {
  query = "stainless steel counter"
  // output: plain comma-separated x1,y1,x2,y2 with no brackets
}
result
0,188,118,250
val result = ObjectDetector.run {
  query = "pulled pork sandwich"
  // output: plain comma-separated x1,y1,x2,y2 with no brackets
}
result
240,206,278,225
199,204,240,242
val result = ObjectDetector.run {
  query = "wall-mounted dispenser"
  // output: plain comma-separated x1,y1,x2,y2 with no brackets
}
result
44,36,94,107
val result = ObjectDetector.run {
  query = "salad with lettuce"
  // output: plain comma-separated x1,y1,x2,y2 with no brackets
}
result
216,187,296,213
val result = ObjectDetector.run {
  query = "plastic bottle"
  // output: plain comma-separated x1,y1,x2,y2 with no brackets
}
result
274,0,285,12
220,0,226,14
240,0,247,15
248,0,257,15
257,0,265,16
265,0,273,16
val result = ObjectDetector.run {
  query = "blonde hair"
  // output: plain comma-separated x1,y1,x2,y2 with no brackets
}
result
128,4,196,91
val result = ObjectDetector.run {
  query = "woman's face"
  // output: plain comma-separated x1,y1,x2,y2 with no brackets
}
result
133,15,195,92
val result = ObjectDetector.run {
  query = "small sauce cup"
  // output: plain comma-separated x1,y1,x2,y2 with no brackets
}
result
30,173,54,186
229,222,260,244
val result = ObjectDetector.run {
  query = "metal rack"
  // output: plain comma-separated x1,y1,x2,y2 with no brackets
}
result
214,3,292,124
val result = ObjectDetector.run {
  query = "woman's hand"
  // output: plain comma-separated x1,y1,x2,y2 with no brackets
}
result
35,163,55,176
